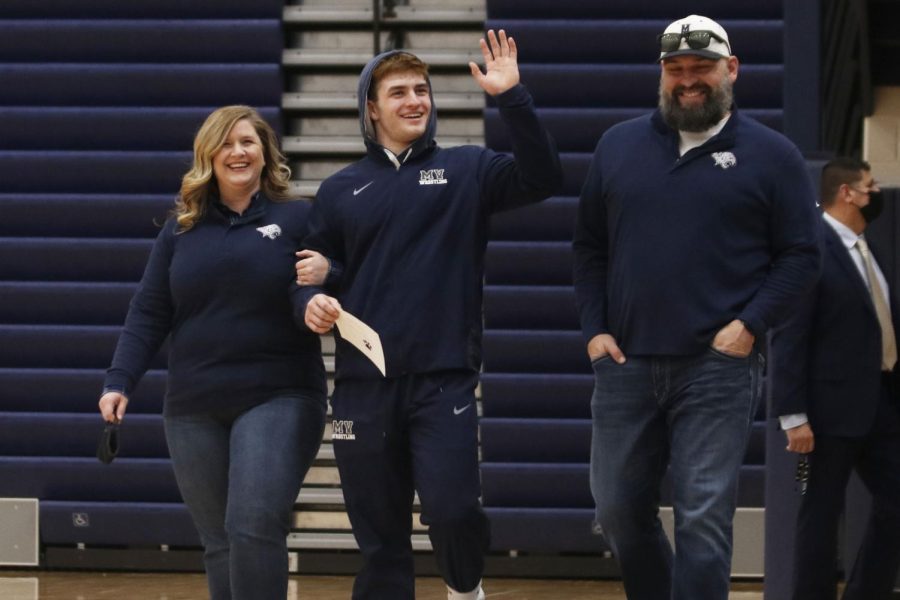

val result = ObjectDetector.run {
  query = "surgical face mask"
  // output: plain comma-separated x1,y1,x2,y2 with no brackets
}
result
860,190,884,223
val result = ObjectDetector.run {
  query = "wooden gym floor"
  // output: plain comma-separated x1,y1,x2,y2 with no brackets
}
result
0,571,765,599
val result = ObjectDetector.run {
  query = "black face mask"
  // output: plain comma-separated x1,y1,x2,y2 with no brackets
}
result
861,191,884,223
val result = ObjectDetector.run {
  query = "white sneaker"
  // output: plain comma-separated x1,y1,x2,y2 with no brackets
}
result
447,581,485,600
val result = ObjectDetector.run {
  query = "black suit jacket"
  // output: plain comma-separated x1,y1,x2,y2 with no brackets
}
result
770,219,900,436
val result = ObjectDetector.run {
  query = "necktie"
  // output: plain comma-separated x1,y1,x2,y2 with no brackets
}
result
856,237,897,371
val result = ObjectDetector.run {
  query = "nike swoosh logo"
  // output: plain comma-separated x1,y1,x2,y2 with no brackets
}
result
353,181,374,196
453,404,472,416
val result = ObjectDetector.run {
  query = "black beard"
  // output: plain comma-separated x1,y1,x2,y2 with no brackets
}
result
659,78,733,132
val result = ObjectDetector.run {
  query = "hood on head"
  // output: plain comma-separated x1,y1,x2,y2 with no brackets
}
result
358,50,437,159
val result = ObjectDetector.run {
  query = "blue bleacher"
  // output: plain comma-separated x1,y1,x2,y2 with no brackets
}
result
0,0,283,552
485,20,782,65
2,0,283,19
0,238,153,281
0,151,191,194
486,240,573,285
0,194,173,238
0,65,281,107
0,282,136,324
40,501,198,547
0,457,181,502
481,0,785,554
0,21,281,63
0,413,166,457
41,501,198,547
0,369,166,414
485,0,781,20
0,107,278,152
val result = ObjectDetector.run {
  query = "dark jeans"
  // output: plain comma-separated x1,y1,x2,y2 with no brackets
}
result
331,371,490,600
590,349,763,600
164,392,327,600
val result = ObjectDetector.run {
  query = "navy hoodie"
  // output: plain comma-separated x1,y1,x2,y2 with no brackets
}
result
294,50,563,380
573,108,822,355
105,194,327,416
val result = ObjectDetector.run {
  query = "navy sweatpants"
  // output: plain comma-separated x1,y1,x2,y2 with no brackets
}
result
331,370,490,600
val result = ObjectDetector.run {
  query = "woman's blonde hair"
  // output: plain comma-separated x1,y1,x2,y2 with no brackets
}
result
174,105,293,232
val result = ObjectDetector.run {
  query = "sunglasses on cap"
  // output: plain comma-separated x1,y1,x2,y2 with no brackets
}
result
658,30,730,54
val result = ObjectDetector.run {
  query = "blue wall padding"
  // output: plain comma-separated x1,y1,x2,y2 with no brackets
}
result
41,501,200,546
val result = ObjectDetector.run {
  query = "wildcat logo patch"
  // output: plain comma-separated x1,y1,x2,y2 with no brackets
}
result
256,224,282,239
711,152,737,170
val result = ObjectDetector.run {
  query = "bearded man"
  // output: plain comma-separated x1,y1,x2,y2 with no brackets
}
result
572,15,822,600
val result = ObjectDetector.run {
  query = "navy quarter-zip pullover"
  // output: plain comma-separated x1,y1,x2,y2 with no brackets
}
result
106,195,326,415
573,108,822,355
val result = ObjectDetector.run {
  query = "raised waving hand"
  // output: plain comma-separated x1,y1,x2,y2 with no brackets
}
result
469,29,520,96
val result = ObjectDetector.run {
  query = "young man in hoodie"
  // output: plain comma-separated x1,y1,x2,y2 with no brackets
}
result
294,30,562,600
572,15,821,600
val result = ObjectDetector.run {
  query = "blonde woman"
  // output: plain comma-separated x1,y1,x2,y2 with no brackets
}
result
99,106,331,599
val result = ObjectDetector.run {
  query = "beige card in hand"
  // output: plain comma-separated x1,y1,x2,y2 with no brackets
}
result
335,310,386,376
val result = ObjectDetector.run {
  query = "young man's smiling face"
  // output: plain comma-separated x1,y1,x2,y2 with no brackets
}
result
367,71,432,155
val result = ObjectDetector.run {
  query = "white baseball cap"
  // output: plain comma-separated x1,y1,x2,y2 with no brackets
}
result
658,15,732,62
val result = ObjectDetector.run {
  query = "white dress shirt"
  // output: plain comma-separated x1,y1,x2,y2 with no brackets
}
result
780,212,891,430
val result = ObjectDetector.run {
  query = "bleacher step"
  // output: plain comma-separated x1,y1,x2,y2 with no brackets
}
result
290,159,355,182
283,6,485,25
293,511,427,531
288,115,483,137
282,91,484,111
284,49,481,68
291,180,322,197
287,532,432,551
296,487,420,506
295,0,483,6
283,134,482,154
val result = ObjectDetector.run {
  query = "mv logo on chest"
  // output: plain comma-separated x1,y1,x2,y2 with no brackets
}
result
419,168,448,185
332,420,356,440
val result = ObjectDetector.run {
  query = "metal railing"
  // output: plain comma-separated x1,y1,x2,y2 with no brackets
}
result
372,0,406,55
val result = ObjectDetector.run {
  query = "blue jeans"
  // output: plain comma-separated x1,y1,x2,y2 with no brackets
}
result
164,392,327,600
590,349,763,600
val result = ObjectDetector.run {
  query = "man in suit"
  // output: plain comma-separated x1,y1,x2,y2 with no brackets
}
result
771,157,900,599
